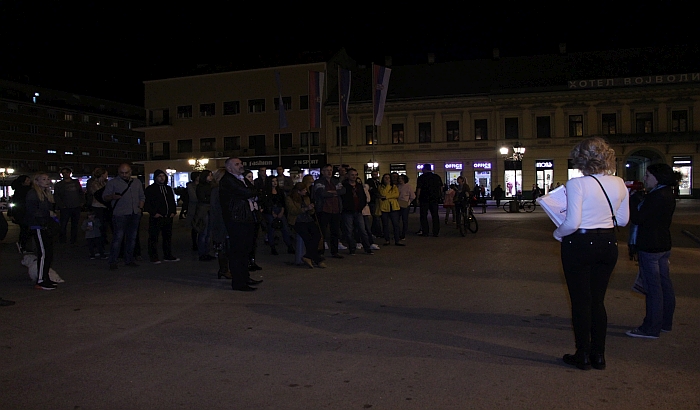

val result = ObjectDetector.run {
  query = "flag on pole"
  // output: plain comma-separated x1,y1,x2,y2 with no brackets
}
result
338,68,351,126
373,65,391,126
309,71,324,129
275,72,288,129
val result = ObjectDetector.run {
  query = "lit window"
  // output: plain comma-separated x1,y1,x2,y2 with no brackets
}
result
47,149,56,154
65,151,74,155
64,113,73,121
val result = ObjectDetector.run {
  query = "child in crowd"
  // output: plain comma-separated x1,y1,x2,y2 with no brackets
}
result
443,184,456,224
82,211,106,259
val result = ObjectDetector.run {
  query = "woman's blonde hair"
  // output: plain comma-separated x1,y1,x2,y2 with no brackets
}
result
212,167,227,184
32,173,54,203
570,137,617,175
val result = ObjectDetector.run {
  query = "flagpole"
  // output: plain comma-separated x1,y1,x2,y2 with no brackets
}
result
337,66,343,168
307,71,312,176
371,63,377,167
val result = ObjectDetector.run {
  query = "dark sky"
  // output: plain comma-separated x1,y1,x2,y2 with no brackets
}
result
2,3,697,106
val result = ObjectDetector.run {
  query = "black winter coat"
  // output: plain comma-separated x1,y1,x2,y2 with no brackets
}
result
631,185,675,253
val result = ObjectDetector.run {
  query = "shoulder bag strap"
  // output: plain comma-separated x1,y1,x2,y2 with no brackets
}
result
112,179,134,209
588,175,618,230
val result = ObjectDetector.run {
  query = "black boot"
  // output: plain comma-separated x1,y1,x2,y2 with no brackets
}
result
590,353,606,370
563,350,591,370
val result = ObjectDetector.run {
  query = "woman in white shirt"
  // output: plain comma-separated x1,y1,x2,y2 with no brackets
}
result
554,137,629,371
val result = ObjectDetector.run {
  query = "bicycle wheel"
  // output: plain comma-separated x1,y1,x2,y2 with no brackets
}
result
458,209,466,237
503,202,510,212
467,208,478,233
523,201,535,212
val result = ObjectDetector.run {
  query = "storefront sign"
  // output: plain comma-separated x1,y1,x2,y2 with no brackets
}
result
390,163,407,172
445,163,463,170
536,161,554,169
416,163,434,170
473,162,492,169
239,154,327,169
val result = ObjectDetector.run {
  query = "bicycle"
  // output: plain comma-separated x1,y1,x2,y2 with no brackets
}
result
502,200,537,213
457,201,478,236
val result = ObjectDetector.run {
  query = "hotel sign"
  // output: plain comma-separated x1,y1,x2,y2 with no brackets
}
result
569,73,700,89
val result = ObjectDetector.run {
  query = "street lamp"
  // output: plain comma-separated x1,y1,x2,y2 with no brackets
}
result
188,158,209,171
165,168,177,187
499,143,525,161
0,167,14,198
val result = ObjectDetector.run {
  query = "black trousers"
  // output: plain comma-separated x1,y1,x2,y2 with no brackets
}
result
318,212,341,255
226,222,255,288
419,200,440,236
59,206,81,243
32,228,54,283
147,216,174,259
561,232,618,354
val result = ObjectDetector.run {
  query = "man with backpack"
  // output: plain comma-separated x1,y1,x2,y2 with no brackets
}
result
415,164,443,237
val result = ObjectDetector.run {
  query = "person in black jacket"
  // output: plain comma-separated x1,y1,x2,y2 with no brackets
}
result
25,173,58,290
144,169,179,264
219,158,262,291
626,164,677,339
10,175,32,253
340,168,374,255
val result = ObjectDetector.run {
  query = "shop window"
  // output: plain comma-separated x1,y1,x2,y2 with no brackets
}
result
177,105,192,119
223,136,241,150
336,126,348,146
504,118,519,139
569,115,583,136
636,112,653,133
392,124,404,144
418,122,432,143
446,120,459,141
602,113,616,135
672,110,688,132
200,138,216,152
365,125,377,145
200,103,215,117
536,116,551,138
223,101,240,116
474,119,488,140
177,139,193,153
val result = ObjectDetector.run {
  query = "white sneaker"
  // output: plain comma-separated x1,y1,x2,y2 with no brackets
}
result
370,244,380,250
338,243,348,250
356,244,363,249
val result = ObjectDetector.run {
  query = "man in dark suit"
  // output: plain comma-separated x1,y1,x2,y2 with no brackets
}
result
219,157,263,292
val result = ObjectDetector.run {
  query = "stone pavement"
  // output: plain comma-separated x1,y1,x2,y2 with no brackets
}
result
1,202,699,409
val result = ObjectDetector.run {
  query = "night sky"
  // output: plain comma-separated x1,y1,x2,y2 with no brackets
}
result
2,3,697,106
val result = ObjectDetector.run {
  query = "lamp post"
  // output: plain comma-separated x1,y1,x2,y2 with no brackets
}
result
0,167,14,198
165,168,177,188
188,158,209,171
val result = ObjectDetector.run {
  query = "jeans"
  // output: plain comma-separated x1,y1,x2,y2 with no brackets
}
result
381,210,401,244
318,212,341,255
264,213,292,248
109,213,141,265
59,206,81,243
638,250,675,335
148,216,174,259
197,212,211,257
226,222,255,288
342,212,372,252
398,207,410,239
294,221,322,263
561,232,618,354
419,200,440,236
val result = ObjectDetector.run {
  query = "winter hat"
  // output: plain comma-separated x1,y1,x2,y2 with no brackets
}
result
153,169,166,180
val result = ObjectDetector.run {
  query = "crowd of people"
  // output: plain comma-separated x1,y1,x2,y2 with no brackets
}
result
0,147,684,376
